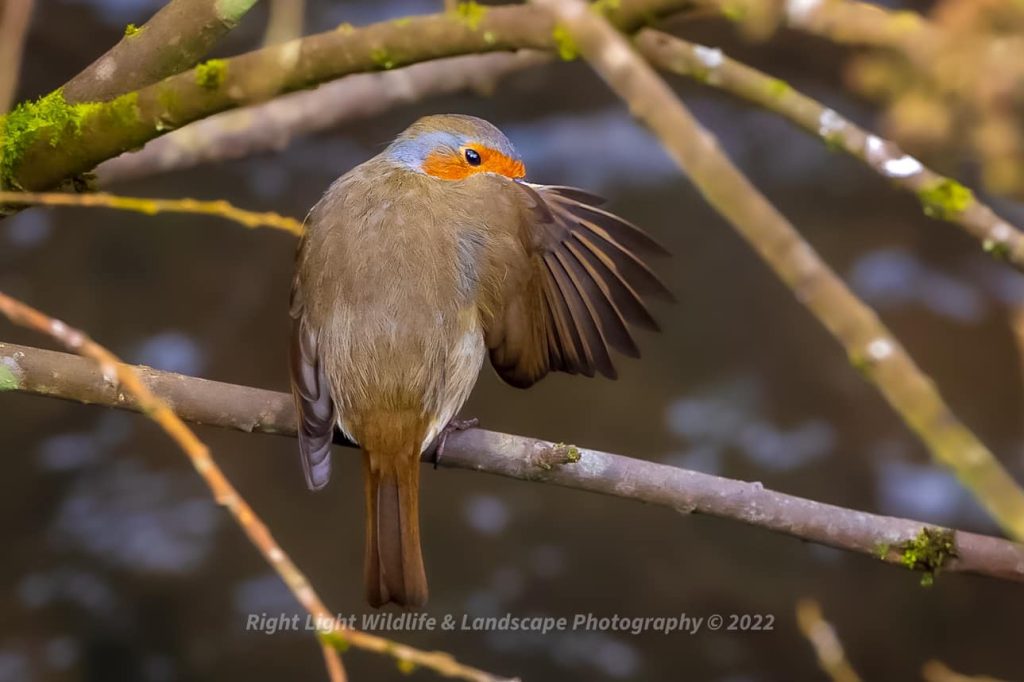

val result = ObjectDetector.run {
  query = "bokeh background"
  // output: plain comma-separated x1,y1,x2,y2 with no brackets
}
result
2,1,1023,680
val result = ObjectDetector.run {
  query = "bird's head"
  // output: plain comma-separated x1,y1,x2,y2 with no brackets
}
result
385,114,526,181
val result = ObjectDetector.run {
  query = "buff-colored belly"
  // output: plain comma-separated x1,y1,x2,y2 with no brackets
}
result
332,307,486,453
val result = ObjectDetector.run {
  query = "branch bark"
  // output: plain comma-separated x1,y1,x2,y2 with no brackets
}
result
3,341,1023,584
535,0,1024,540
62,0,260,104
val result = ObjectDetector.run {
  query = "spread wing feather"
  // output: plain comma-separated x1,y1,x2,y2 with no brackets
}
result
485,183,672,388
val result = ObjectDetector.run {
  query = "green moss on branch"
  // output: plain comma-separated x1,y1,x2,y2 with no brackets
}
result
917,179,974,220
0,89,141,190
0,364,19,391
552,25,580,60
195,60,228,90
452,1,488,30
896,527,958,586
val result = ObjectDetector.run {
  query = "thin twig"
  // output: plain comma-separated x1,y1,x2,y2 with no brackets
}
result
796,599,862,682
0,191,303,235
0,0,34,114
3,341,1023,584
62,0,260,103
0,309,510,682
922,660,1008,682
634,29,1024,271
96,51,550,185
534,0,1024,541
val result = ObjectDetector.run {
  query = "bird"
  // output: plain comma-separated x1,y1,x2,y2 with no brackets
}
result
289,114,670,608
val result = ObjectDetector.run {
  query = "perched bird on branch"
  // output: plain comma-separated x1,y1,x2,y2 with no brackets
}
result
289,114,670,607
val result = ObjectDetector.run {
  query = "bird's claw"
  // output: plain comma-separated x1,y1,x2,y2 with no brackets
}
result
433,417,479,469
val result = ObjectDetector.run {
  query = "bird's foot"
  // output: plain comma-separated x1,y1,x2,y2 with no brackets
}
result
433,417,479,469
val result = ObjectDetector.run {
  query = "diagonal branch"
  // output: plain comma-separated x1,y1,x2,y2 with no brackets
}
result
62,0,261,104
0,324,507,682
3,341,1023,584
633,29,1024,272
535,0,1024,540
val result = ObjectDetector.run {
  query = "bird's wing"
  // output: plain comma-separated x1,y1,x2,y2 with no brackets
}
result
484,182,672,388
288,266,335,490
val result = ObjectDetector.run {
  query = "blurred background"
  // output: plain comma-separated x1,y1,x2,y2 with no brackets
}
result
2,0,1023,680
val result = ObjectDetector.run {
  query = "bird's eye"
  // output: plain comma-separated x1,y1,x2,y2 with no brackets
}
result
464,148,482,166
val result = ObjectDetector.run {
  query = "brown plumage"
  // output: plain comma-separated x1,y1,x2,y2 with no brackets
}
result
289,114,670,607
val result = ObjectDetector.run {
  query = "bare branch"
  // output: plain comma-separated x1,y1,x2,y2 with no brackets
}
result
534,0,1024,539
96,51,550,185
3,341,1023,584
0,327,507,682
634,29,1024,272
0,190,303,234
0,0,34,114
0,292,348,681
62,0,260,103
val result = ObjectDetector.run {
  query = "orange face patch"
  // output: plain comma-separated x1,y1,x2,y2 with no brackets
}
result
422,143,526,181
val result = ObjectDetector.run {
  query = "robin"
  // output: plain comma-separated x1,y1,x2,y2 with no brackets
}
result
289,114,669,608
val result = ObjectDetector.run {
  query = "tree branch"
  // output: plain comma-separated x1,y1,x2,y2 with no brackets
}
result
633,29,1024,272
95,50,550,185
62,0,260,104
3,341,1022,584
0,0,691,192
535,0,1024,540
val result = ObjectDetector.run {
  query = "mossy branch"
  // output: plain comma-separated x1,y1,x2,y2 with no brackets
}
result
0,0,691,192
634,29,1024,272
61,0,260,104
3,341,1024,585
537,0,1024,540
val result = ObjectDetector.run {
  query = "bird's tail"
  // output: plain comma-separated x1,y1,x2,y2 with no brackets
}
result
362,445,427,608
